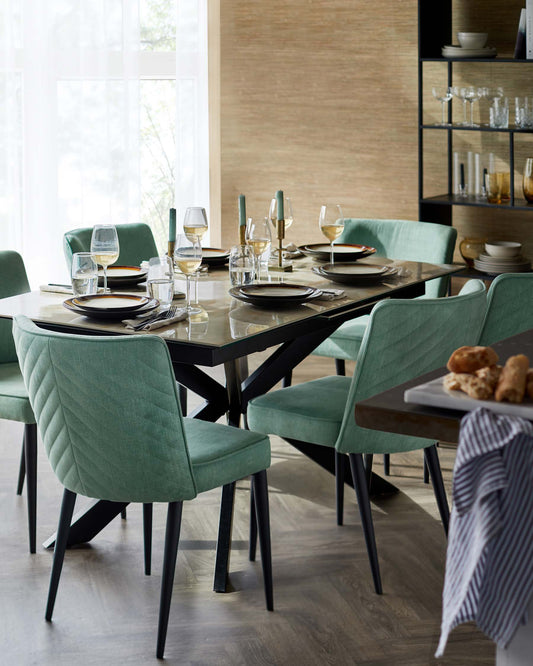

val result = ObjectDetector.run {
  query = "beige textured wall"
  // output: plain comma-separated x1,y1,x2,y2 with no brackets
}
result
218,0,533,261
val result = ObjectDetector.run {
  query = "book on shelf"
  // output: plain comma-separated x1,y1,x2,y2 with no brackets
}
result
515,7,526,58
527,1,533,58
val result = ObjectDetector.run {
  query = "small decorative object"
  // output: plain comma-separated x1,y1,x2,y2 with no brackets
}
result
460,237,487,267
524,158,533,203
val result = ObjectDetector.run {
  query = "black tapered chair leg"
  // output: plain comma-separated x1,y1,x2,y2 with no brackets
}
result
364,453,373,491
423,458,430,484
335,358,346,376
24,423,38,553
121,508,127,519
252,469,273,611
282,371,292,388
348,453,382,595
156,501,183,660
213,481,235,593
143,503,153,575
335,450,345,526
249,482,257,561
16,436,26,495
178,383,187,415
46,488,77,621
383,453,390,476
424,445,450,536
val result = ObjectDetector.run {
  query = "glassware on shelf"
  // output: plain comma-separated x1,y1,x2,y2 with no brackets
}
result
489,98,509,129
174,233,202,314
515,97,533,129
319,204,344,265
485,172,510,204
459,237,487,267
432,86,453,126
90,224,119,293
464,86,482,127
451,86,469,126
523,158,533,203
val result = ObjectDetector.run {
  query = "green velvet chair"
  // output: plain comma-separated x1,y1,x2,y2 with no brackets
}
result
0,251,38,553
13,315,272,659
478,273,533,346
247,279,486,595
63,222,159,270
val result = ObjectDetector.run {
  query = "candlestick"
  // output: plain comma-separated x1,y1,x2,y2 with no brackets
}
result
275,190,284,220
168,208,176,258
239,194,246,227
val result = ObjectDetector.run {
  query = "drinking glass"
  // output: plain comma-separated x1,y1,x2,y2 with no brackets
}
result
183,206,208,242
246,217,272,281
174,233,202,313
71,252,98,297
90,224,119,293
432,86,453,126
464,86,481,127
319,204,344,264
524,158,533,203
147,256,174,307
451,86,469,126
229,244,255,286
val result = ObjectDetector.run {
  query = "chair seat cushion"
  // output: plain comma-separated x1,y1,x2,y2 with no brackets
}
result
0,363,35,423
183,419,270,494
311,316,370,361
247,375,351,447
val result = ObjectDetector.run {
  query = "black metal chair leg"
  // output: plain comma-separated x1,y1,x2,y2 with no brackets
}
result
383,453,390,476
156,501,183,660
120,508,127,519
249,482,257,561
46,488,77,621
24,423,38,553
364,453,373,491
178,383,187,415
424,445,450,536
335,359,346,376
335,450,345,526
143,503,153,575
16,436,25,495
282,371,292,388
213,482,235,593
348,453,382,595
252,470,273,611
423,458,430,484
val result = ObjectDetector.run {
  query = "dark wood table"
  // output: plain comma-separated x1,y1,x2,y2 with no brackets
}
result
354,329,533,443
0,256,462,589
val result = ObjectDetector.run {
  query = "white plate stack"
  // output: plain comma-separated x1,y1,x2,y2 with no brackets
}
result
474,241,531,275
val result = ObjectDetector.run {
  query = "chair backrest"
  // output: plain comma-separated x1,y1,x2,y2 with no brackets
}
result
339,218,457,297
63,223,159,270
478,273,533,346
13,315,197,503
0,251,31,364
335,279,487,455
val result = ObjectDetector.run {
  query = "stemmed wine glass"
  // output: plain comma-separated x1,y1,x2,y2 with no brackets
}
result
451,86,469,126
174,233,202,314
246,217,272,281
464,86,481,127
183,207,208,304
432,86,453,126
90,224,119,293
268,196,294,259
319,204,344,265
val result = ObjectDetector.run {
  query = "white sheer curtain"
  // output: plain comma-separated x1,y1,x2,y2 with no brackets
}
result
0,0,209,287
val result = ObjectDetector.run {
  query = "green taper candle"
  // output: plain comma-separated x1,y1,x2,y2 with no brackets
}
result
238,194,246,227
169,208,176,242
276,190,284,220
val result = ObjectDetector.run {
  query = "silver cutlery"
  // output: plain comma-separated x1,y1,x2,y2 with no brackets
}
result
132,306,178,331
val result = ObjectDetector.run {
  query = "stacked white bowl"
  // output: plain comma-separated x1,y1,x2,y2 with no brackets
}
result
474,241,531,275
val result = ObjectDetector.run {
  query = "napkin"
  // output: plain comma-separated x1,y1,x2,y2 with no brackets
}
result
123,308,187,331
40,284,73,295
315,288,346,301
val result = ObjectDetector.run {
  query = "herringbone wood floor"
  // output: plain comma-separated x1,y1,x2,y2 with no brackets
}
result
0,354,494,665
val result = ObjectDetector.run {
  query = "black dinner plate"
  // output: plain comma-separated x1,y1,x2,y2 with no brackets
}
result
63,297,159,320
98,265,148,287
298,243,376,262
313,263,397,285
201,248,231,266
229,283,322,308
71,293,153,313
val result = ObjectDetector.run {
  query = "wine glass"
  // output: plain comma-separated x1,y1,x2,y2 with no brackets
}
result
464,86,481,127
246,217,272,281
90,224,119,293
183,206,208,242
269,196,293,259
174,233,202,314
432,86,453,126
319,204,344,265
451,86,469,126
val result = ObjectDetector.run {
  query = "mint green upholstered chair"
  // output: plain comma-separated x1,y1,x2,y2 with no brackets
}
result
478,273,533,346
247,279,486,595
13,316,272,659
63,222,159,270
0,251,38,553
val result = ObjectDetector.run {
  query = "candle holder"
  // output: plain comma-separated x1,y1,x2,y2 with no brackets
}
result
269,219,293,272
168,240,175,259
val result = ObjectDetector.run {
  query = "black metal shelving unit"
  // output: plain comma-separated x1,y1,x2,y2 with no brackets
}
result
418,0,533,226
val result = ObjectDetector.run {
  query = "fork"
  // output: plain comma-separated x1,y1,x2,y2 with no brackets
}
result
132,306,178,331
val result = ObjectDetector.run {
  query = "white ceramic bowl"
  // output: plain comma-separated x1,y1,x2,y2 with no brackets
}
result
485,241,522,258
457,32,488,49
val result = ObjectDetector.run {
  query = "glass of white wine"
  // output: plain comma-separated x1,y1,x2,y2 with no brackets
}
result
246,217,272,281
319,204,344,265
90,224,119,293
269,196,294,231
174,233,202,313
183,207,208,242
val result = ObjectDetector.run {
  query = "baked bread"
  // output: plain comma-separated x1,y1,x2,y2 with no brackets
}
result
447,346,499,373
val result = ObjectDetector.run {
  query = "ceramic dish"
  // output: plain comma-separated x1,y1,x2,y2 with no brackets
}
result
484,241,522,258
70,293,153,313
201,248,231,266
473,258,531,275
229,284,322,308
298,243,376,262
442,45,497,58
98,265,148,286
63,297,159,320
314,263,397,285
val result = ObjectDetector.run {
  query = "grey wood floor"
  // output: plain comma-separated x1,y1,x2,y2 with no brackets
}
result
0,354,494,665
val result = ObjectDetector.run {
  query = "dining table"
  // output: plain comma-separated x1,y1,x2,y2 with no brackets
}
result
0,253,462,591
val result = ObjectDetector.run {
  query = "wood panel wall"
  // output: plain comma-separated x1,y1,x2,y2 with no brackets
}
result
217,0,533,262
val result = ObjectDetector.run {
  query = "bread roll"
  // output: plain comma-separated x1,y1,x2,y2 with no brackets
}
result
447,346,499,374
495,355,529,403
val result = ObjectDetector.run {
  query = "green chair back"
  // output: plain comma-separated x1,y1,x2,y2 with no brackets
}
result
335,279,486,454
13,316,197,503
338,218,457,297
63,223,159,271
478,273,533,346
0,251,31,363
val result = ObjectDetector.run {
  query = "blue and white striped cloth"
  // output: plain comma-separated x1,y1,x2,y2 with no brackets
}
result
436,407,533,657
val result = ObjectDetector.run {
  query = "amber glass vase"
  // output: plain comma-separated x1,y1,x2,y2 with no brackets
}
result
460,237,486,267
523,158,533,203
